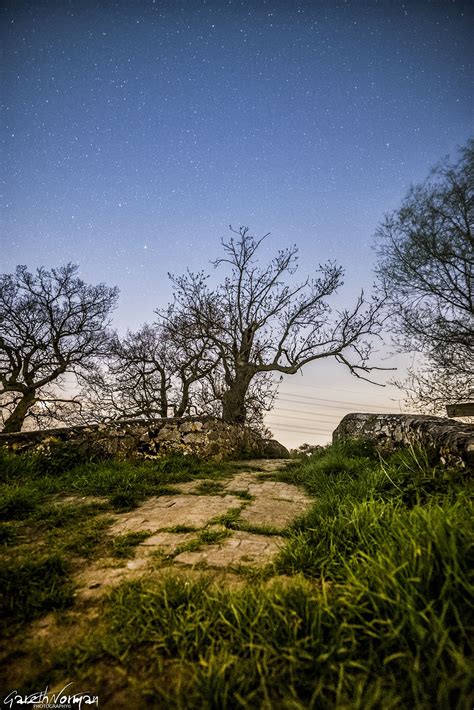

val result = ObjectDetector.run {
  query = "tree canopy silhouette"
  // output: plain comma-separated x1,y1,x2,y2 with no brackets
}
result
163,226,386,424
72,322,218,424
0,263,118,432
375,139,474,413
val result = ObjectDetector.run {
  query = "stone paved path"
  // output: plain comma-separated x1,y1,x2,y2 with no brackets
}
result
74,459,313,599
108,493,244,533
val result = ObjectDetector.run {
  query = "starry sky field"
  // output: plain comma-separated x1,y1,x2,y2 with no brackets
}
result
1,0,473,446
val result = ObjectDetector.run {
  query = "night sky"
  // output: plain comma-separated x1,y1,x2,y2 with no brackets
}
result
1,0,473,446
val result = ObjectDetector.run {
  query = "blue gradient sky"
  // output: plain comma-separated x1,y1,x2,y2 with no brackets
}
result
2,0,472,446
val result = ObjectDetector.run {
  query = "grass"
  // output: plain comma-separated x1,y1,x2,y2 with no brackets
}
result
174,527,232,555
189,482,255,500
111,531,152,558
208,506,283,536
56,561,472,709
226,488,253,500
192,480,226,495
238,521,283,536
48,516,114,558
0,482,44,520
0,449,238,516
164,524,199,533
198,528,231,545
0,522,17,545
209,507,244,528
0,553,74,625
274,442,473,580
0,441,472,707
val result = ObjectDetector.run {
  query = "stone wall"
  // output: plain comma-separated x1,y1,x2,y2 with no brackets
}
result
333,413,473,471
0,416,289,462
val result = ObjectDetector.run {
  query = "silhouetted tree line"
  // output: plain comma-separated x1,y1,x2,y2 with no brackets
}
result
1,139,472,433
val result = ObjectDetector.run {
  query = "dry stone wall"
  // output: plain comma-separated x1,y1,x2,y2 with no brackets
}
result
0,416,289,462
333,413,473,471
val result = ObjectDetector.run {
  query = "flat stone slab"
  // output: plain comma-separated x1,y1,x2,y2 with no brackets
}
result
74,560,148,600
223,477,312,529
75,532,195,599
174,530,284,568
239,498,307,529
224,477,309,501
242,459,294,472
109,494,243,534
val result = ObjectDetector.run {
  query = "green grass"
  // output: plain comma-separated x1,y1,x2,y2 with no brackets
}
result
198,528,231,545
0,441,472,707
26,501,113,558
0,522,17,545
192,480,226,495
208,506,282,536
0,450,237,514
164,524,199,533
174,527,232,555
209,507,244,528
274,442,473,580
57,561,472,709
226,488,253,500
111,531,152,558
36,501,110,527
0,483,45,520
238,521,284,536
47,516,114,558
0,553,74,625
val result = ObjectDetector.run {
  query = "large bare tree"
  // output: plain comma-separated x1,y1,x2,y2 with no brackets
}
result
163,226,386,424
375,139,474,413
0,264,118,432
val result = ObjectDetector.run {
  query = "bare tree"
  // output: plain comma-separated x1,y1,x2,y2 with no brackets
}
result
163,226,386,424
70,325,168,423
397,364,473,416
375,139,474,413
0,264,118,432
159,313,220,417
72,321,219,424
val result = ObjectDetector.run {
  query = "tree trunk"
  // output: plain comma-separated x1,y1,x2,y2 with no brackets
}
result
175,379,189,418
221,371,253,424
2,391,36,433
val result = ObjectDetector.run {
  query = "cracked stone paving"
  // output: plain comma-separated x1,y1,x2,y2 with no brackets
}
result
74,459,313,599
